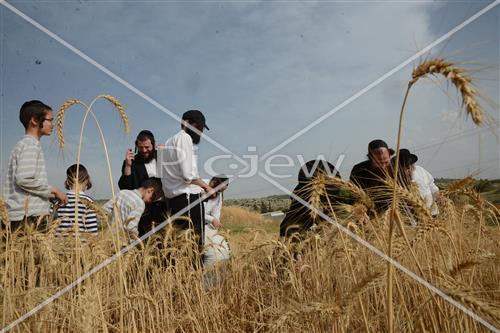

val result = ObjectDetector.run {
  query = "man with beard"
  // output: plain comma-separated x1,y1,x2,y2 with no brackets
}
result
158,110,214,254
350,139,395,213
118,130,167,236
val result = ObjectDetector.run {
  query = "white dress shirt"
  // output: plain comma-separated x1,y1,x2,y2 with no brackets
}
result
411,165,439,215
144,159,157,178
158,130,201,198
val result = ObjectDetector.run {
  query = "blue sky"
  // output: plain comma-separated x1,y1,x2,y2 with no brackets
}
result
1,0,498,200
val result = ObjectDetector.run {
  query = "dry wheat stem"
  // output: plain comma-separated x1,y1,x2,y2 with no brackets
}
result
0,197,9,227
324,193,371,332
58,95,130,331
1,174,499,331
58,98,123,250
388,58,487,333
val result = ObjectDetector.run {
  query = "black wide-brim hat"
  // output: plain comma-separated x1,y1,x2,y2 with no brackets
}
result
398,148,418,166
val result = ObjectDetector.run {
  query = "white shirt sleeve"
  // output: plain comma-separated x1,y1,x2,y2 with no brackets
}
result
102,198,114,214
205,213,215,223
177,134,197,183
423,167,439,194
15,144,51,199
204,194,222,223
211,195,222,220
430,181,440,194
125,202,145,237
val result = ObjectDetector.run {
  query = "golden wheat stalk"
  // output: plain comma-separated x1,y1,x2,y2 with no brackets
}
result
445,176,475,192
99,95,130,134
270,300,343,330
385,176,433,221
441,286,500,326
1,197,499,332
0,196,9,227
57,95,131,327
325,177,375,210
307,174,327,220
449,259,482,278
410,220,443,247
342,271,384,308
410,59,483,126
80,198,109,229
57,98,87,149
387,59,487,331
57,95,130,150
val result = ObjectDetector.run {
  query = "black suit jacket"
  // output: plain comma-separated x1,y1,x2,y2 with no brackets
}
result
118,158,150,190
349,160,393,213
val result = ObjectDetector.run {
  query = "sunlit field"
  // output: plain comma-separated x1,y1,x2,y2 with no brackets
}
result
1,58,498,332
1,180,499,332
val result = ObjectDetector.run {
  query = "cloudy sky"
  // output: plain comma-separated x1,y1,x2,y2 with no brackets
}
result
0,0,498,200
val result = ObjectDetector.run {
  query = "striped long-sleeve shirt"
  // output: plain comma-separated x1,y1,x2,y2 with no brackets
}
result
4,135,52,221
102,189,145,239
56,191,98,234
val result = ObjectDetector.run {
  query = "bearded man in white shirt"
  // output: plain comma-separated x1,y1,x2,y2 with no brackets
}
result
158,110,214,251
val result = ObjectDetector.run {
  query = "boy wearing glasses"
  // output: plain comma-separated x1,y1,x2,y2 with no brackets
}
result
4,100,67,231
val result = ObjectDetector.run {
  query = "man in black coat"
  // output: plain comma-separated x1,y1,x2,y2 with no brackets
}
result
349,139,394,213
118,130,168,236
119,130,157,190
280,160,342,239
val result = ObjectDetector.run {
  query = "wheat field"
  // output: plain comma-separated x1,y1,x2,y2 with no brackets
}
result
0,180,499,333
1,58,498,332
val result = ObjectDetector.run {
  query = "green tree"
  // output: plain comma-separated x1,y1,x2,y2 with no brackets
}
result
260,201,267,213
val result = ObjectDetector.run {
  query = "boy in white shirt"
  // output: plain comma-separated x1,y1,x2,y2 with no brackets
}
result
203,175,230,267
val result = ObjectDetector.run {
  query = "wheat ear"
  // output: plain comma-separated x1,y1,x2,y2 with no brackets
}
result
410,59,483,126
57,99,87,149
99,95,130,134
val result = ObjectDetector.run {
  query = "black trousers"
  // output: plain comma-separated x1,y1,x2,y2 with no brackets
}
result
137,199,169,237
3,215,50,233
169,193,205,247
